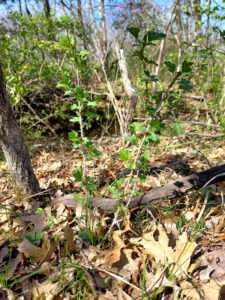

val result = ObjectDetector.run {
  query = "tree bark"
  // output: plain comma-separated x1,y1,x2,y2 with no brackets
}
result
0,64,40,195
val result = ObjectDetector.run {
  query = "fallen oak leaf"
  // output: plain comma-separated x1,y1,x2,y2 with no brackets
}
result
131,224,174,265
172,231,197,278
131,225,196,279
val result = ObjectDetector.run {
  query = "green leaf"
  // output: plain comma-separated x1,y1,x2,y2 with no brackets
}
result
73,167,83,182
113,178,125,189
25,232,44,246
181,61,192,73
130,121,145,134
141,150,151,162
128,135,139,145
165,61,176,73
143,31,166,44
119,149,131,161
64,89,74,97
70,103,79,110
87,101,97,107
127,161,136,170
127,26,140,39
68,130,79,142
150,119,164,133
85,140,100,157
147,132,160,144
144,70,159,82
179,79,193,91
73,193,85,204
75,86,87,100
70,116,80,123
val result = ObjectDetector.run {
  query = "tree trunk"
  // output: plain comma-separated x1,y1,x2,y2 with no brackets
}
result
43,0,51,18
98,0,107,54
0,64,40,195
18,0,23,15
193,0,202,36
77,0,88,49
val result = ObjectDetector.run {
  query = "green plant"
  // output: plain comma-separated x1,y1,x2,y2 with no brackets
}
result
56,260,91,299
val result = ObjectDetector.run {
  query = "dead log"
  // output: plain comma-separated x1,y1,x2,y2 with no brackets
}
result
92,164,225,212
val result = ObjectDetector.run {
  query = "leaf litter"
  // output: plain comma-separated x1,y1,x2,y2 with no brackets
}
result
0,134,225,299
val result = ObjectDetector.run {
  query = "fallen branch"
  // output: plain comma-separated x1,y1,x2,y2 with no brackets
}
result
55,164,225,213
92,164,225,212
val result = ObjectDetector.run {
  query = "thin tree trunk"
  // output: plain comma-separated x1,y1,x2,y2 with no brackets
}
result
24,0,31,15
98,0,107,54
88,0,97,33
0,65,40,195
43,0,51,18
70,0,75,17
193,0,202,37
77,0,88,49
18,0,23,15
174,0,183,71
206,0,211,47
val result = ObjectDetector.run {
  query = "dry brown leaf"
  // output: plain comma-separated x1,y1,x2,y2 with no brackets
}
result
98,291,118,300
131,224,174,265
202,280,221,300
18,235,54,264
20,214,46,232
4,253,23,280
199,248,225,284
52,193,78,209
131,225,196,279
64,224,76,254
180,280,203,300
32,280,59,300
173,231,197,277
104,230,125,266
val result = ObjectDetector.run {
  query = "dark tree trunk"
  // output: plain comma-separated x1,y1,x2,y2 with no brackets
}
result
77,0,88,49
43,0,51,18
0,64,40,195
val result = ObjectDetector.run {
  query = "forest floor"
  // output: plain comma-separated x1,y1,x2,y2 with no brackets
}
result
0,120,225,299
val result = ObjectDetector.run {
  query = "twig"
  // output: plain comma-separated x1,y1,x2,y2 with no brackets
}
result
92,266,141,292
22,98,56,135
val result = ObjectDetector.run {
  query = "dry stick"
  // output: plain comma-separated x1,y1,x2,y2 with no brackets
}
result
88,265,141,292
92,34,126,139
22,98,56,135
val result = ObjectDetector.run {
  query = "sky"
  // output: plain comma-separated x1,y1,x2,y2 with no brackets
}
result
0,0,224,29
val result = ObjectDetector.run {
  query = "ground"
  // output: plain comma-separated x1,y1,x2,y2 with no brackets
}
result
0,121,225,299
